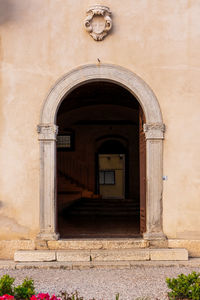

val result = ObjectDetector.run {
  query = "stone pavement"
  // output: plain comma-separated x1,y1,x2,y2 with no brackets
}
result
1,263,200,299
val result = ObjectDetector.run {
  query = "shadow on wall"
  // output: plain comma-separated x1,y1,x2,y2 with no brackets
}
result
0,0,28,25
0,0,14,24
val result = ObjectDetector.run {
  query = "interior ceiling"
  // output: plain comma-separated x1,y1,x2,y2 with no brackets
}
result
57,81,139,117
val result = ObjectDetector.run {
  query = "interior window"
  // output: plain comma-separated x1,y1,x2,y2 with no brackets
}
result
99,170,115,185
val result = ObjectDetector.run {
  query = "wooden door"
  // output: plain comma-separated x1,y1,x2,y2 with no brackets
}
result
139,107,146,233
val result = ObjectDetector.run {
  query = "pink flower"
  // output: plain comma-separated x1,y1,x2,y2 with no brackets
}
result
31,294,60,300
37,294,50,300
0,296,14,300
50,295,60,300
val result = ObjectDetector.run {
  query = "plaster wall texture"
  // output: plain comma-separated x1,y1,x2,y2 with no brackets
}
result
0,1,200,241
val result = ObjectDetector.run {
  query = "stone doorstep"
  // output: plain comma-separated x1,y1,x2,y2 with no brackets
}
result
14,248,188,262
90,249,149,261
47,238,149,250
14,250,56,262
149,248,188,261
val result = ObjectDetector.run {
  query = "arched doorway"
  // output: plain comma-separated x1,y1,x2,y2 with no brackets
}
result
56,82,141,238
37,64,165,241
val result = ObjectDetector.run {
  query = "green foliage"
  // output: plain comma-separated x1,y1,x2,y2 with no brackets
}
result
166,271,200,300
14,278,35,300
115,293,120,300
0,275,15,296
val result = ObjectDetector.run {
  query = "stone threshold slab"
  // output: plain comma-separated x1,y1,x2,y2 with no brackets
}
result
47,238,149,250
2,258,200,270
14,248,188,262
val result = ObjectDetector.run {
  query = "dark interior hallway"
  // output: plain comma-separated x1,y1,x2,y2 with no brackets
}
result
56,81,142,238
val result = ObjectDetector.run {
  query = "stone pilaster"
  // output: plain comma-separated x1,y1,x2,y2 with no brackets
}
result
143,123,166,241
37,124,59,240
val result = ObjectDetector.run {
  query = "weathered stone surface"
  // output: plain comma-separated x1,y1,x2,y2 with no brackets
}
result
149,239,168,248
1,258,200,270
91,249,150,261
150,249,188,261
0,241,35,260
71,262,93,270
15,261,73,270
56,250,90,262
48,239,148,250
14,247,189,263
14,250,56,262
168,240,200,257
35,240,48,250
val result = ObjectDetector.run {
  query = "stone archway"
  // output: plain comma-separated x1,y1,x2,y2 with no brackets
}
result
37,64,165,241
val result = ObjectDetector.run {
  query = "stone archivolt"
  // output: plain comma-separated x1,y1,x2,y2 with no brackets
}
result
84,5,112,41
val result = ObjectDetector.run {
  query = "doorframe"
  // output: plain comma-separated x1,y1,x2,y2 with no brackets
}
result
37,64,165,241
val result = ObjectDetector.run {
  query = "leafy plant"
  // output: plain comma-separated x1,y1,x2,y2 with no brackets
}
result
14,278,35,300
0,275,15,296
166,271,200,300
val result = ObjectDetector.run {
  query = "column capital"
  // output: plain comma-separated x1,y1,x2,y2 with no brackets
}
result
37,124,58,141
144,123,165,139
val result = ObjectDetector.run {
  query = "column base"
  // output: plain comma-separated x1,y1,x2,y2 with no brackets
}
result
36,232,60,241
143,231,168,248
143,231,166,240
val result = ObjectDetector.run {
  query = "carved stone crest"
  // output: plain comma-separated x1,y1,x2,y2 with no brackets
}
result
84,5,112,41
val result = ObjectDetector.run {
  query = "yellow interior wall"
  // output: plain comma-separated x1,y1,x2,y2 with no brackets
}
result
99,154,125,199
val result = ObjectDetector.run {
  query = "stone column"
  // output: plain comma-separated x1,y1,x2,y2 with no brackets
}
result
37,124,59,240
143,123,166,241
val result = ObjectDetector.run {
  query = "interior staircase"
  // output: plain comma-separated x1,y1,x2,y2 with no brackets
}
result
57,154,141,238
64,197,140,217
57,171,100,213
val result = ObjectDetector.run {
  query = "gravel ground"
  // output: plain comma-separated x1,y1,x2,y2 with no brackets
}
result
0,266,200,300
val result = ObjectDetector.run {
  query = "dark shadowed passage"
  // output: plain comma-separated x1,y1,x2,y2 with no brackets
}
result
56,81,146,238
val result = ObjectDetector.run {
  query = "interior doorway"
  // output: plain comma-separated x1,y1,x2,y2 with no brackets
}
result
98,153,125,199
97,139,127,199
56,81,144,238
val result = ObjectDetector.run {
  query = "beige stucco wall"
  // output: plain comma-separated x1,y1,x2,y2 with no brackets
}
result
0,0,200,242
